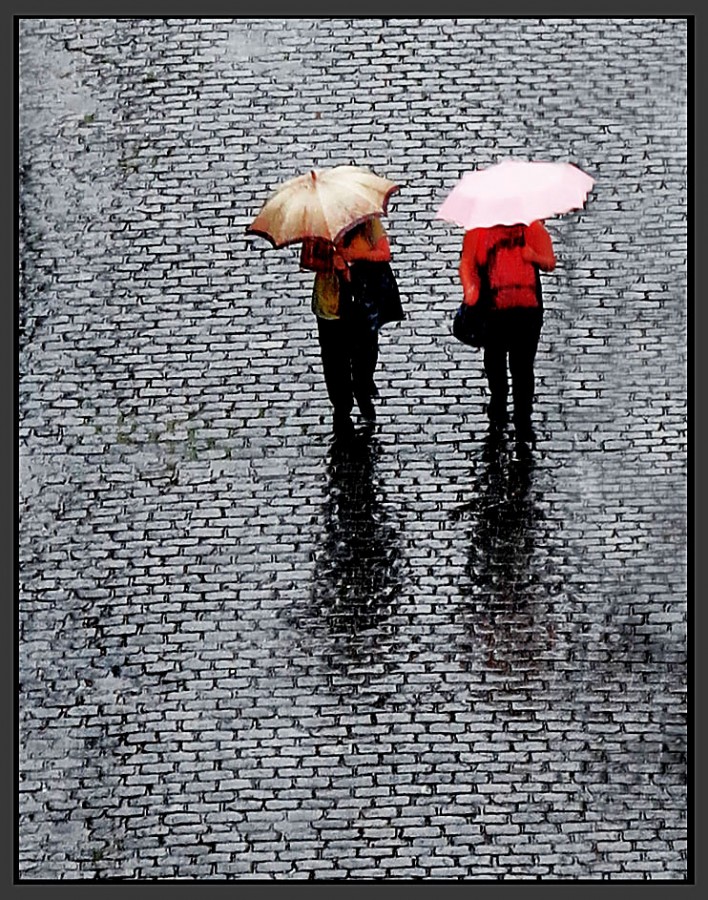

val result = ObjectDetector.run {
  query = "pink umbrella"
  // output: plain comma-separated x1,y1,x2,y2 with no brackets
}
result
435,159,595,230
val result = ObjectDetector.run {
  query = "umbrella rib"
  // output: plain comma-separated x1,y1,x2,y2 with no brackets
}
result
310,180,336,241
331,182,399,242
340,181,390,206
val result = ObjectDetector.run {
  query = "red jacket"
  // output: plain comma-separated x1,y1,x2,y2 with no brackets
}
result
459,220,556,306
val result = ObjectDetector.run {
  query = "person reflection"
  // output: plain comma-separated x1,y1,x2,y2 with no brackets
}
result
452,434,549,674
310,429,402,657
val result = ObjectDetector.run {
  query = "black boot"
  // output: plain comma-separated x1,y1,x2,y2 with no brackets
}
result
357,396,376,424
514,418,536,445
333,410,355,440
487,398,508,432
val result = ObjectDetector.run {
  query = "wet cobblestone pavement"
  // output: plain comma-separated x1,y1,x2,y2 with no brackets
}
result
18,18,687,880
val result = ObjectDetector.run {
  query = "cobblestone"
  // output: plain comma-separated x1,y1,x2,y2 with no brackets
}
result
18,16,687,882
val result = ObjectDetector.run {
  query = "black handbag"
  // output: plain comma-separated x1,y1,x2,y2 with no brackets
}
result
452,301,488,347
452,259,493,347
349,260,404,330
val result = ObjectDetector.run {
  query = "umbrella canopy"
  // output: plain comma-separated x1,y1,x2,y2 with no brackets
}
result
435,159,594,230
246,165,399,249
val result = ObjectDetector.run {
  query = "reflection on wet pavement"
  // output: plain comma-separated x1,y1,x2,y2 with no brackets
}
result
310,430,404,660
452,433,554,675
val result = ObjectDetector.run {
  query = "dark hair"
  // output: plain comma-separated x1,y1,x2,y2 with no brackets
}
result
341,221,367,248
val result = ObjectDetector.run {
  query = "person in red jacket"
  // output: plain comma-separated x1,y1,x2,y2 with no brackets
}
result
459,219,556,443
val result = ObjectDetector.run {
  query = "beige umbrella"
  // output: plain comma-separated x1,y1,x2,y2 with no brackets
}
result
246,165,399,248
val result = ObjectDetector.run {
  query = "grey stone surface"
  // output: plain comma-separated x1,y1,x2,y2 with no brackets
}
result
19,17,687,880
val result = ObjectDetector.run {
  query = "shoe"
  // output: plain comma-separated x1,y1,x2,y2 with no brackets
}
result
488,419,506,438
514,421,536,445
487,400,508,427
357,397,376,423
333,411,355,439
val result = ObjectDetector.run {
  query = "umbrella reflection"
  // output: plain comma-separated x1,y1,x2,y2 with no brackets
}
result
310,430,402,657
452,434,551,674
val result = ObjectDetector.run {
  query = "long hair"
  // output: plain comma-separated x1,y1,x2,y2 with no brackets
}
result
341,217,380,249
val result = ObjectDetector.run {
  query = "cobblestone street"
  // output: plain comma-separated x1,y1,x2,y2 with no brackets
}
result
18,18,688,880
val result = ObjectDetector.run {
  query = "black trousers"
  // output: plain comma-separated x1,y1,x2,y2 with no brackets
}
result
482,308,542,428
317,314,379,416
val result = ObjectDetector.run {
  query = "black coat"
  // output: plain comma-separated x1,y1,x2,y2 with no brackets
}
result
346,260,404,332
